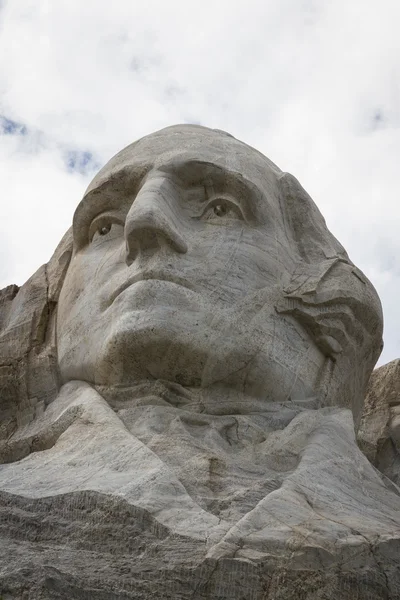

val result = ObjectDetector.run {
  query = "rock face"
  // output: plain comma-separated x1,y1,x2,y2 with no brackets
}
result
0,228,71,460
358,359,400,487
0,124,399,599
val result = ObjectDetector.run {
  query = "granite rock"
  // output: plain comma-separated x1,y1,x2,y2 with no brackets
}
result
358,359,400,487
0,125,399,599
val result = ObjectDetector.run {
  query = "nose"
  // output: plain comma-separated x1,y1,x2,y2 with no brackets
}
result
124,174,188,265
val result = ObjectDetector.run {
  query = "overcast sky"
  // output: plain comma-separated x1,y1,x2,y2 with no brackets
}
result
0,0,398,365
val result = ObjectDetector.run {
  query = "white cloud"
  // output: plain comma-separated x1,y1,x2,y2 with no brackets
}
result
0,0,398,364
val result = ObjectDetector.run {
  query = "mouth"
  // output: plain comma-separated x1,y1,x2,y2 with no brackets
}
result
108,272,195,306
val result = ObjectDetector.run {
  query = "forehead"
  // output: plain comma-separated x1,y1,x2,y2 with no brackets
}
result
84,127,281,199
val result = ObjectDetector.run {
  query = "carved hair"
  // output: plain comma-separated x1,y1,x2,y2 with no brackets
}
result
276,172,383,424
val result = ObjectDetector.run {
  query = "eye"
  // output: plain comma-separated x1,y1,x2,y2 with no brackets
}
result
89,216,124,244
99,224,111,236
202,198,243,222
213,203,228,217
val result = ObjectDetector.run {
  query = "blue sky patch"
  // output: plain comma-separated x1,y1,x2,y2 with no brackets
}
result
64,150,99,175
0,115,27,136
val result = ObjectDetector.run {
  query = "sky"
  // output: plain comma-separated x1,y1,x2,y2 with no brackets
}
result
0,0,398,365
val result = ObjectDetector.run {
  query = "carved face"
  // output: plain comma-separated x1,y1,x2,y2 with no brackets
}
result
57,126,327,403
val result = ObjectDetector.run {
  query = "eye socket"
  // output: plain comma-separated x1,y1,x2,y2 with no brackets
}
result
89,216,124,244
202,197,243,222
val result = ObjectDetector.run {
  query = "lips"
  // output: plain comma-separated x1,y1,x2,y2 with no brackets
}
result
108,271,195,306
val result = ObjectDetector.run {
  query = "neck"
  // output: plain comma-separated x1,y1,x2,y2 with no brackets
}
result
94,378,319,415
91,379,322,522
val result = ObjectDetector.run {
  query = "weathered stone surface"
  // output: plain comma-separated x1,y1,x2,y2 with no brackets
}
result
0,228,71,451
358,359,400,487
0,125,399,599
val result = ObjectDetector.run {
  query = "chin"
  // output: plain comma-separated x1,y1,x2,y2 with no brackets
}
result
90,310,215,387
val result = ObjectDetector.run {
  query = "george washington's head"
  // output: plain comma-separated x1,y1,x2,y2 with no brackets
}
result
8,125,382,424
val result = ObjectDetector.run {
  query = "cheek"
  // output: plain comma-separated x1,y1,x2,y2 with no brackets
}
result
60,245,124,308
199,229,286,289
57,268,86,358
58,263,85,311
57,243,128,347
57,259,99,340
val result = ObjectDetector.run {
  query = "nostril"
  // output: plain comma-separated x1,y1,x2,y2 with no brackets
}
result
125,218,188,266
125,202,188,254
125,228,165,266
134,228,161,251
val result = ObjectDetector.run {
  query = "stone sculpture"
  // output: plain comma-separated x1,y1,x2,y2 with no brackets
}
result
358,358,400,486
0,125,399,599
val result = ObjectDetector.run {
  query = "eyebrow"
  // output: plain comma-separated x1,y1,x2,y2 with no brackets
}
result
73,164,149,234
157,158,262,219
73,157,263,241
